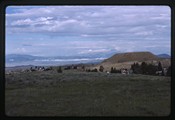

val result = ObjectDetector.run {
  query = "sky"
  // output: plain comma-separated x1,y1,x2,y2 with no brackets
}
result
6,6,171,57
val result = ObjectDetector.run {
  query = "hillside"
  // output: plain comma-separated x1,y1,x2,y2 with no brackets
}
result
102,51,159,64
157,54,171,59
90,51,170,71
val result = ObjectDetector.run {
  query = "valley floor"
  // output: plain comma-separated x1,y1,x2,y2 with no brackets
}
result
5,70,171,116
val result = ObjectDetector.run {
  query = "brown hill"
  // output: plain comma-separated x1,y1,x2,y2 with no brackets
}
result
102,51,159,64
89,51,170,71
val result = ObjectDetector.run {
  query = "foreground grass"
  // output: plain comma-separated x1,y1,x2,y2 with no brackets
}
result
5,70,170,116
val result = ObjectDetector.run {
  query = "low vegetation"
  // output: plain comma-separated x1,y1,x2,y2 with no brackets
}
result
5,68,170,116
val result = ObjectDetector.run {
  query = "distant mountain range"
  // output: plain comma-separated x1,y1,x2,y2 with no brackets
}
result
157,54,171,59
5,52,171,67
6,54,40,62
6,54,106,62
5,54,107,67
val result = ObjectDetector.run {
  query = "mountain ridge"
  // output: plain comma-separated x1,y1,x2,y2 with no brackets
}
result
6,52,170,67
157,54,171,59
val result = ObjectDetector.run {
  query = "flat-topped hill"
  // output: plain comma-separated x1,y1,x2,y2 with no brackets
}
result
90,51,170,71
102,51,159,64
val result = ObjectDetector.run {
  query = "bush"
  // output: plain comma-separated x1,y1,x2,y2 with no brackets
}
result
64,66,71,70
110,67,121,73
141,62,147,74
99,66,104,72
131,62,141,74
167,66,171,76
86,68,98,72
91,68,98,72
57,66,62,73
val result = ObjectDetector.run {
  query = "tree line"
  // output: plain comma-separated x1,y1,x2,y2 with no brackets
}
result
57,62,171,77
130,62,171,76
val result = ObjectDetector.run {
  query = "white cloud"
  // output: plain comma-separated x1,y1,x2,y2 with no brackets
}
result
6,6,170,36
11,18,32,25
14,48,27,53
11,17,54,26
79,49,110,54
135,31,153,36
6,6,171,56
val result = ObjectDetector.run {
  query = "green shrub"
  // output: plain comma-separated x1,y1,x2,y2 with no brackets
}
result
57,66,62,73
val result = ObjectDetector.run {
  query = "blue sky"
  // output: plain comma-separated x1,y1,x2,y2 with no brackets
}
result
6,6,171,56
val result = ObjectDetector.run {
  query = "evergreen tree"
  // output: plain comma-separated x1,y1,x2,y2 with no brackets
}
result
57,66,62,73
167,66,171,76
110,67,114,73
141,62,147,74
131,63,135,73
82,66,85,71
158,62,163,71
99,65,104,72
94,68,98,72
90,68,98,72
161,70,165,76
134,62,141,74
147,64,157,75
113,68,116,73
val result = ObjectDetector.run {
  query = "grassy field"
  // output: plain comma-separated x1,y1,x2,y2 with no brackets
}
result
5,69,171,116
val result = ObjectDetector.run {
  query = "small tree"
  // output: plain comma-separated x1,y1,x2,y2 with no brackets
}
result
99,65,104,72
158,62,163,71
161,70,165,76
131,62,141,74
57,66,62,73
110,67,114,73
82,66,85,71
167,66,171,76
91,68,98,72
141,62,147,74
73,66,77,69
147,64,157,75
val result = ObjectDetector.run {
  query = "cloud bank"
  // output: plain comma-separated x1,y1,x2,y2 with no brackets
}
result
6,6,171,56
